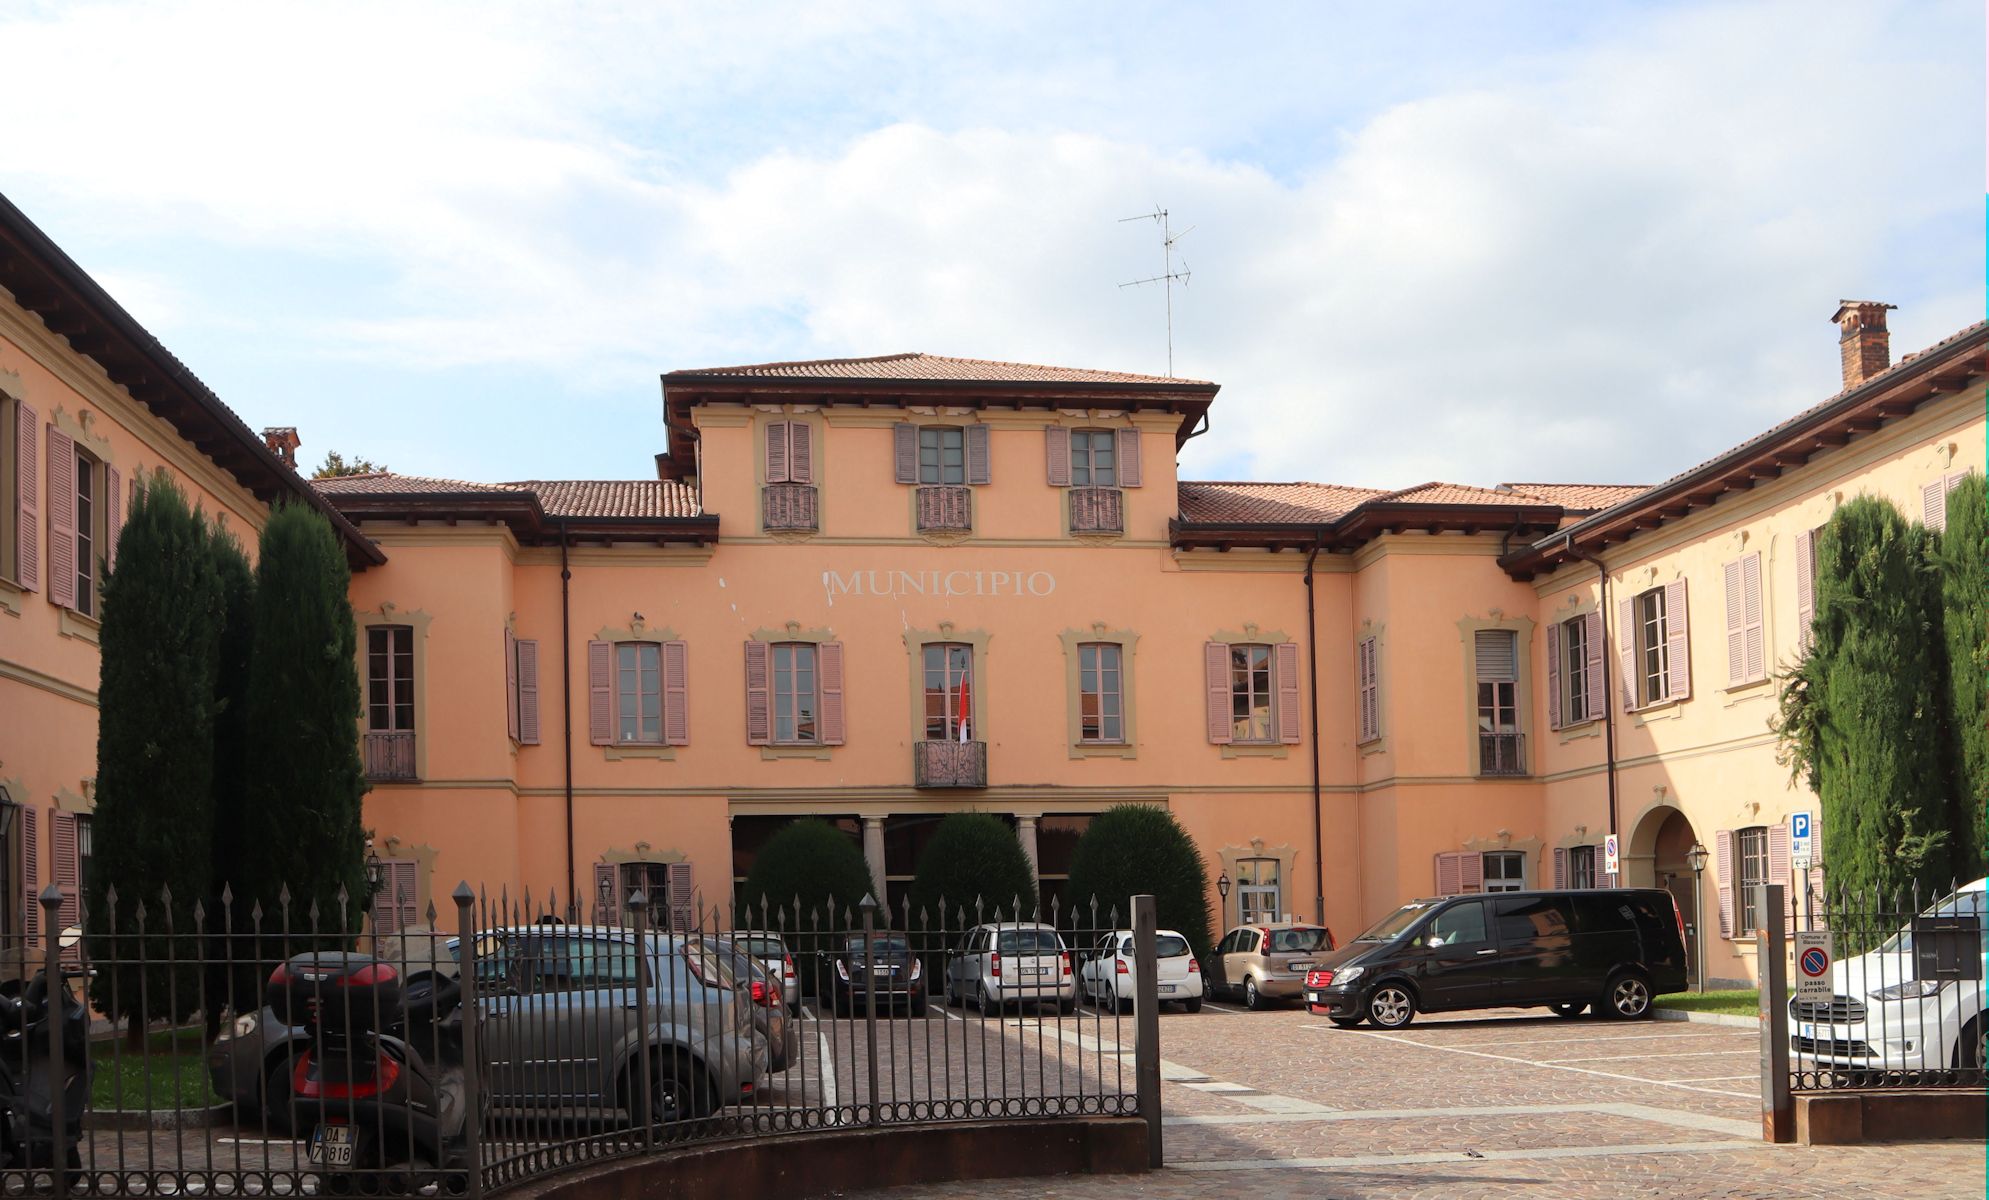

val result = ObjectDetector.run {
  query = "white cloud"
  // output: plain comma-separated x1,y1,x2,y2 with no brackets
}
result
0,0,1978,488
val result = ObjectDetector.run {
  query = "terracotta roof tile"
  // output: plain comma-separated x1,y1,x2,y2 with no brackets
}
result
1497,483,1650,511
1178,481,1387,524
509,480,702,519
311,473,527,497
673,351,1211,387
1373,481,1559,506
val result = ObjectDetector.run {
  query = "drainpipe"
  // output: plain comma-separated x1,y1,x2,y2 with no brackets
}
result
1303,540,1326,925
1569,538,1619,848
560,520,576,913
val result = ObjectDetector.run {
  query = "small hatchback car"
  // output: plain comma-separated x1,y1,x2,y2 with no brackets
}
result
1207,922,1336,1010
1304,888,1687,1029
945,922,1077,1015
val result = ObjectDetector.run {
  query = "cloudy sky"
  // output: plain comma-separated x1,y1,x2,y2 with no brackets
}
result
1,0,1979,489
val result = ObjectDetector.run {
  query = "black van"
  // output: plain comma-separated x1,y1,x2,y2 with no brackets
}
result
1303,889,1688,1029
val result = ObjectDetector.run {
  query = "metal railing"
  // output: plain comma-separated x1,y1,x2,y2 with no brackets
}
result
914,486,971,532
1477,732,1525,776
363,731,417,781
0,877,1159,1196
761,484,818,532
912,739,987,788
1067,488,1123,534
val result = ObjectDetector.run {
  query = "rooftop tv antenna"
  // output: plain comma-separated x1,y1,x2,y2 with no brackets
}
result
1118,207,1192,376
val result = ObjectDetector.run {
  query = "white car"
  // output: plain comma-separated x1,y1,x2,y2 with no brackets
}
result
944,922,1078,1015
1076,929,1204,1013
1790,878,1986,1074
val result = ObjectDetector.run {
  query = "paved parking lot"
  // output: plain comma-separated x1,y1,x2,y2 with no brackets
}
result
846,1000,1984,1200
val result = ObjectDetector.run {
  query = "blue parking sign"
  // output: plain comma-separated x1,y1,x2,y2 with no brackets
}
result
1791,812,1813,869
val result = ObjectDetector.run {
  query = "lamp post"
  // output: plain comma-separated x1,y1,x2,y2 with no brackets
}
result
1216,871,1231,926
364,838,383,895
1686,841,1709,994
599,869,616,921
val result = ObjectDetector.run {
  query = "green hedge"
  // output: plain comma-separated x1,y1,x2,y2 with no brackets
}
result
1063,805,1213,963
906,813,1037,931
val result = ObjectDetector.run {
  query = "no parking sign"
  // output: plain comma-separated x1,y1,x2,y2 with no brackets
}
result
1794,930,1834,1001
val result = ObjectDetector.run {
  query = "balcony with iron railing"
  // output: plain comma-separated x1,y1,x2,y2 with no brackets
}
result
1478,731,1526,777
364,730,418,781
915,485,972,533
913,739,987,788
762,483,819,532
1068,487,1123,535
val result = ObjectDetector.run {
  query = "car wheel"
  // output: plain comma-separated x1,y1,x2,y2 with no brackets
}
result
912,993,929,1017
1329,1016,1363,1029
1244,977,1266,1011
1955,1016,1986,1069
1058,996,1076,1016
1604,972,1653,1020
640,1057,709,1127
1552,1002,1589,1019
1183,997,1203,1013
261,1058,298,1136
979,984,1000,1017
1366,983,1416,1029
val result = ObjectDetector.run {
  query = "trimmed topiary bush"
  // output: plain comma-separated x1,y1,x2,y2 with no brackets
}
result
736,818,876,998
907,813,1037,929
1063,805,1213,963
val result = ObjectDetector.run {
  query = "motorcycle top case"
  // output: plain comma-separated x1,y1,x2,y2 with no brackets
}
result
267,952,404,1033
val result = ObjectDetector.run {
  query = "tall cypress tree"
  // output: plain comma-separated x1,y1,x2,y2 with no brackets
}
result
1939,474,1989,879
1809,497,1952,908
205,524,257,1026
236,504,367,937
87,471,222,1044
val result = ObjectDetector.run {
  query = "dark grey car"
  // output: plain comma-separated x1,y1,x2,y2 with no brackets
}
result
208,926,767,1128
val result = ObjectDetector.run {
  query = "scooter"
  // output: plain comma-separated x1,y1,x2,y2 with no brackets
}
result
266,951,471,1193
0,927,92,1179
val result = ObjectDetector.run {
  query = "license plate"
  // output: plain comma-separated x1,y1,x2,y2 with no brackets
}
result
1291,962,1314,972
1024,966,1047,976
1799,1023,1818,1040
309,1124,354,1168
1306,991,1321,1003
1158,984,1177,995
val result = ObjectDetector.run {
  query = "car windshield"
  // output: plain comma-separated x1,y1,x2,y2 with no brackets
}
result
1353,902,1438,943
996,929,1063,955
1265,928,1329,953
847,934,910,960
1874,887,1985,956
1154,934,1191,959
736,935,787,958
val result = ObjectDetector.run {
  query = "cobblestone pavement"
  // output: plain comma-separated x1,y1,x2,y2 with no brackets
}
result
838,1001,1986,1200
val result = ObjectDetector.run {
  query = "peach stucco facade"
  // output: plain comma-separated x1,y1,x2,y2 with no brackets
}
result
1,192,1982,991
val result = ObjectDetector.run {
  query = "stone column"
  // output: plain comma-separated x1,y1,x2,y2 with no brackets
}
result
862,816,888,905
1016,815,1041,885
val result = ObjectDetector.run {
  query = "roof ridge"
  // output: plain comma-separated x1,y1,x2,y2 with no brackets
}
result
677,351,925,375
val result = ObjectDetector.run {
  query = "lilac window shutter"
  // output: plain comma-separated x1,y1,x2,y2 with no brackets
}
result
1544,621,1562,730
516,639,541,745
744,640,771,746
1768,822,1793,934
20,806,36,940
818,640,846,745
1714,830,1735,938
1045,427,1071,487
1741,553,1765,683
14,401,38,592
1664,579,1690,701
1595,842,1615,887
789,422,813,485
1617,596,1637,710
1203,642,1232,745
51,811,77,931
1459,854,1484,894
1922,480,1947,530
1435,852,1460,895
1275,642,1302,744
1115,428,1142,487
104,464,122,573
662,640,690,746
1583,609,1605,721
1552,847,1567,889
46,427,75,611
587,640,613,745
668,861,696,932
965,424,991,485
893,423,918,485
1795,529,1816,654
765,421,789,484
505,629,520,741
1722,560,1745,687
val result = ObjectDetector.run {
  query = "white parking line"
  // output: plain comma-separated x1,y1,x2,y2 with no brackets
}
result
1199,1002,1246,1015
1171,1139,1766,1171
1668,1075,1759,1083
1323,1027,1757,1099
816,1029,836,1105
1542,1050,1754,1063
1457,1031,1754,1049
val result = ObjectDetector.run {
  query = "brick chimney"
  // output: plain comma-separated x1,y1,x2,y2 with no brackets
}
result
262,426,300,469
1832,301,1896,391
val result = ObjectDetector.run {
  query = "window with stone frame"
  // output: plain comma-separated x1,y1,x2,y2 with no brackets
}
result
1635,587,1670,706
1228,643,1275,743
771,642,819,744
616,642,664,744
1069,430,1117,487
922,642,973,741
918,427,966,485
1076,642,1124,743
1559,616,1589,724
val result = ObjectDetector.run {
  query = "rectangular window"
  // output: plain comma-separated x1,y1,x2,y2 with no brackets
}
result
1229,643,1274,743
772,642,818,744
1475,630,1522,774
1560,616,1589,724
1568,845,1596,889
1077,642,1123,743
0,399,15,582
922,643,973,740
918,427,965,485
73,449,94,617
1736,826,1768,933
616,642,663,744
1069,430,1116,488
366,626,415,732
1482,851,1524,893
1356,636,1380,743
1636,588,1669,705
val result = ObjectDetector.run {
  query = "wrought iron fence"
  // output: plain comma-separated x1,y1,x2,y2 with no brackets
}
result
1785,877,1985,1093
0,877,1157,1197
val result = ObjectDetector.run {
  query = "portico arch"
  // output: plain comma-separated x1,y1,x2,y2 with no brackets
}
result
1627,800,1705,987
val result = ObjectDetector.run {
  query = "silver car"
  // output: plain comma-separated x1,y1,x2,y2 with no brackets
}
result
209,925,767,1128
944,922,1077,1015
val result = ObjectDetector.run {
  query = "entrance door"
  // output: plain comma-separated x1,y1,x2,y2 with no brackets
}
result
1661,872,1698,989
1236,857,1281,924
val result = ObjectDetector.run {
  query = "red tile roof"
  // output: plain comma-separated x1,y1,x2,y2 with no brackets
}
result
312,472,526,497
1497,483,1650,511
1178,481,1387,524
1374,481,1554,507
672,351,1211,387
509,480,702,519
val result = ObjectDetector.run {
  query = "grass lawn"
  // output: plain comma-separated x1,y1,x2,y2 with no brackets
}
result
1656,989,1759,1018
89,1026,220,1112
